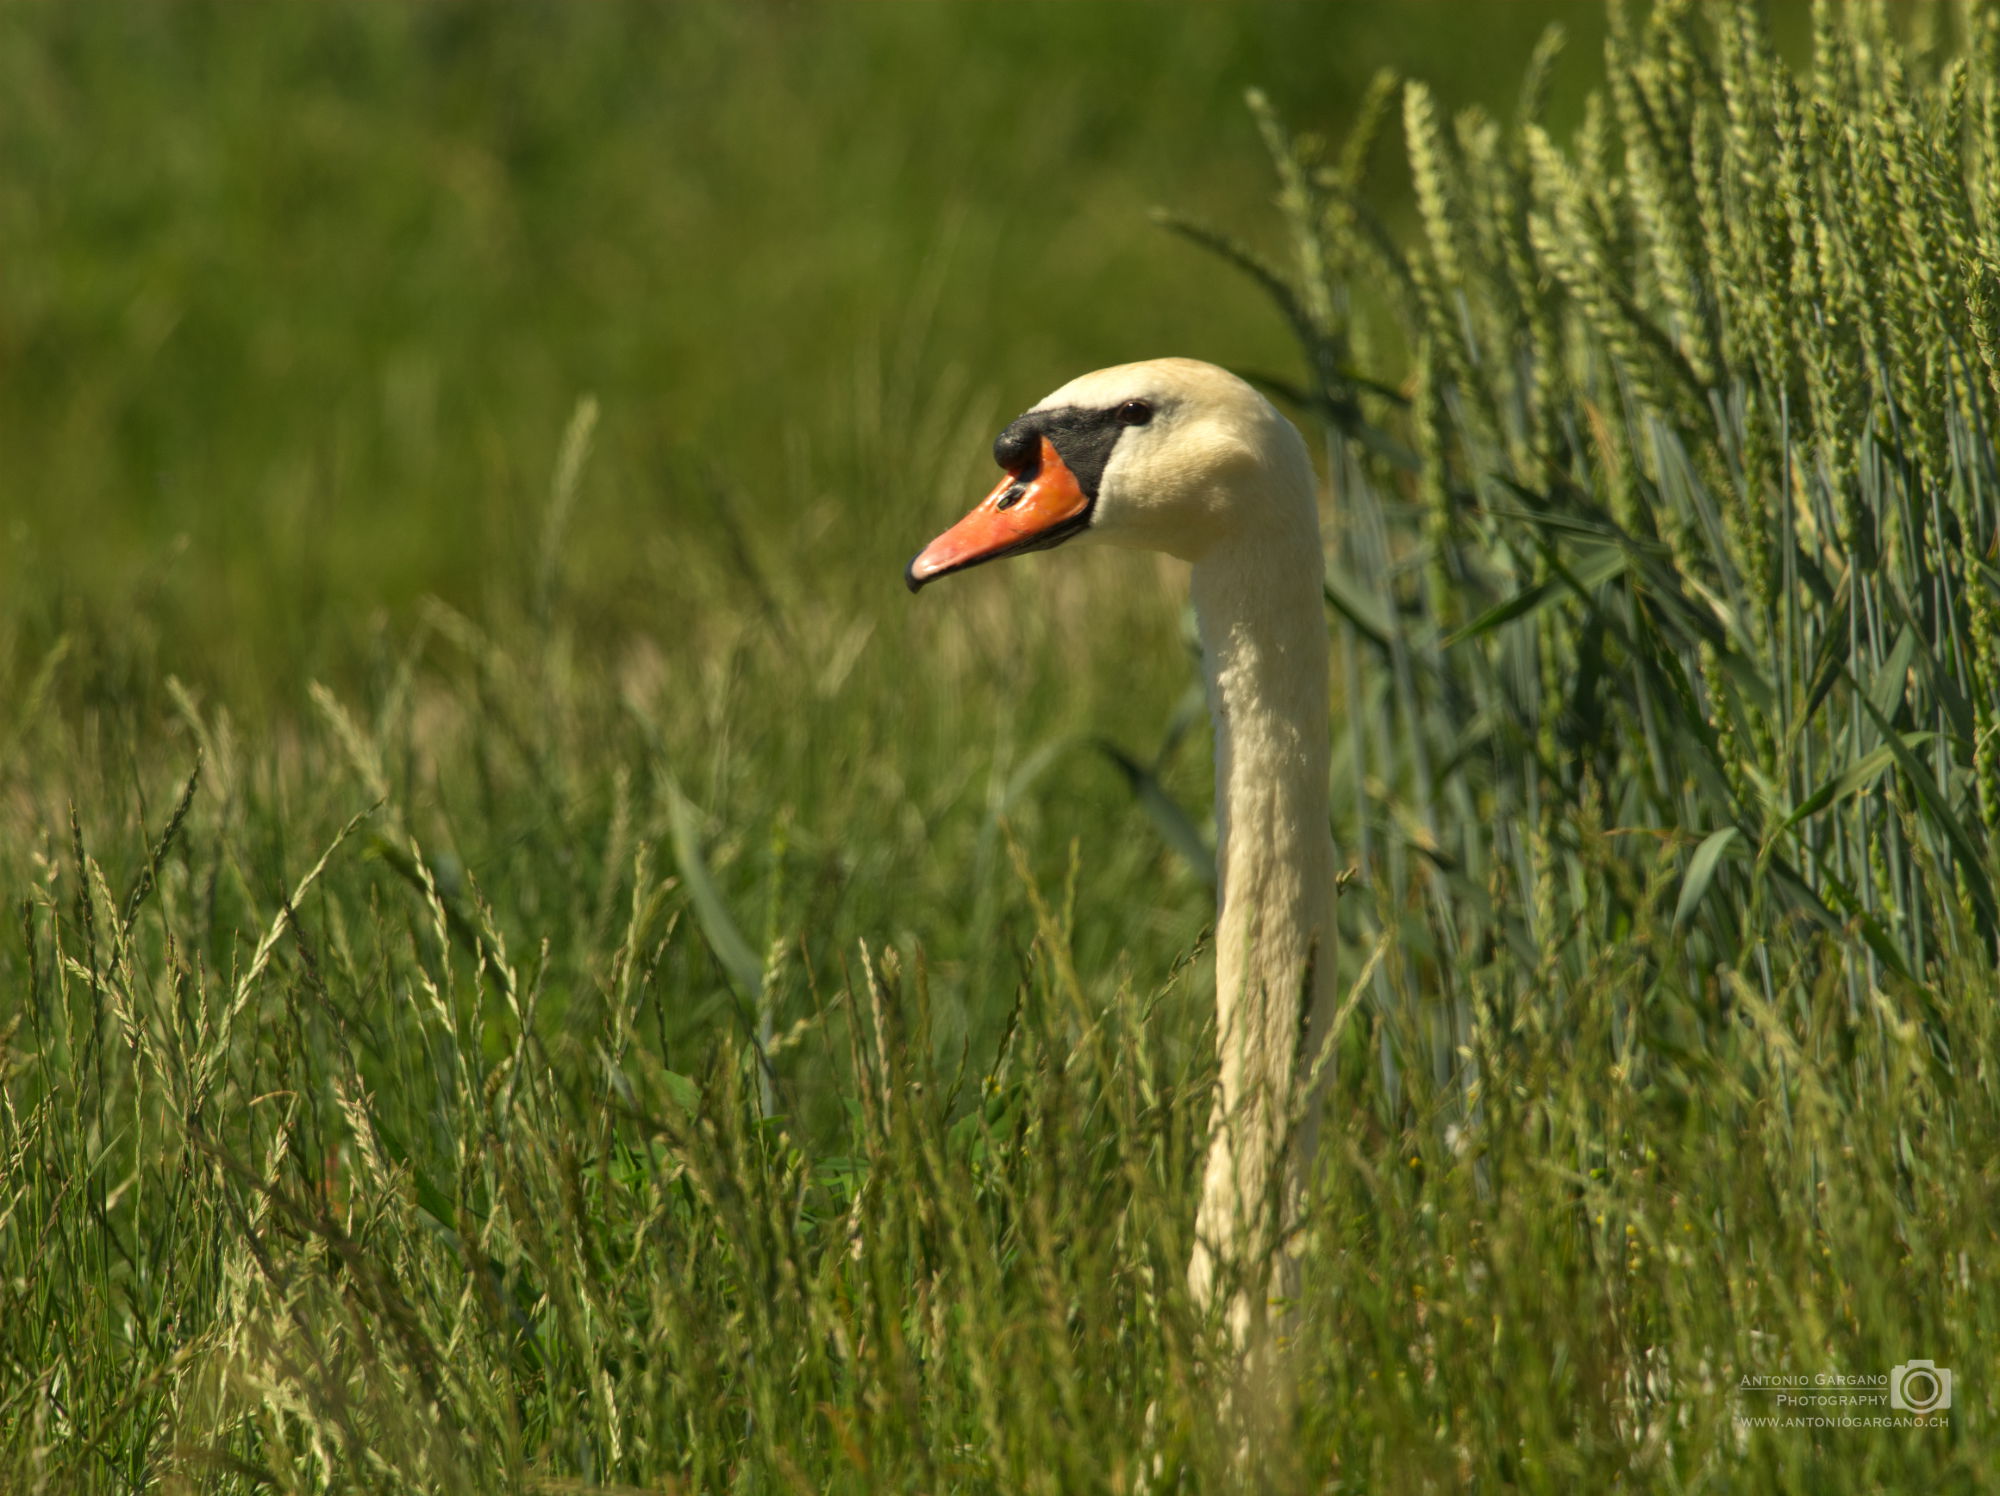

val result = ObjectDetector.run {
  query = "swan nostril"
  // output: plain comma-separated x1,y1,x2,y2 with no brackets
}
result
989,421,1043,509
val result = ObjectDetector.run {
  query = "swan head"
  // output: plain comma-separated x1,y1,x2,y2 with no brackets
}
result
906,356,1314,591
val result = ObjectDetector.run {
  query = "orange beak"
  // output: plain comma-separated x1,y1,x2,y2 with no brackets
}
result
906,436,1093,592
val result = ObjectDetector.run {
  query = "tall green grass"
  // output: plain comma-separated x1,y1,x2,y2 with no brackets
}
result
5,3,1998,1492
1216,0,2000,1013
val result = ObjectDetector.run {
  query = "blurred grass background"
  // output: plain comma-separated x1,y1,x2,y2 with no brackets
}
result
1,1,1614,699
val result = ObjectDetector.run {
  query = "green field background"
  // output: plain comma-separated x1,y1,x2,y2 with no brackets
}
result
3,3,1613,692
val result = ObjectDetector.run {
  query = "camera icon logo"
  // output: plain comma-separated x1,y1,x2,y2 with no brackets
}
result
1889,1360,1952,1414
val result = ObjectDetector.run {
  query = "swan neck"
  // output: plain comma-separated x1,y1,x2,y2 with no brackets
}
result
1192,528,1334,941
1185,516,1336,1314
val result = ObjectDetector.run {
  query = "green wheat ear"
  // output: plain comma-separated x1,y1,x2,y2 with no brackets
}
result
1179,0,2000,988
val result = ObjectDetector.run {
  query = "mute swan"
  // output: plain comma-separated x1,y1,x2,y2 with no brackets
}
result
908,357,1336,1339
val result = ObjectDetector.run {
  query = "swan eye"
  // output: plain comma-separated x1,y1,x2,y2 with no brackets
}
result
1115,399,1154,427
